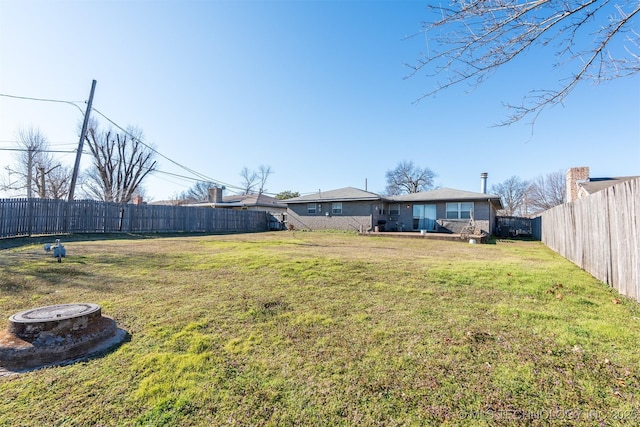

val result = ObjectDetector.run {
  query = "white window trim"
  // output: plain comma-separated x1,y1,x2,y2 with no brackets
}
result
307,203,317,214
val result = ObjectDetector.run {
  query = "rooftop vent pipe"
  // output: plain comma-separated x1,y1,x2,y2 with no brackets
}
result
480,172,488,194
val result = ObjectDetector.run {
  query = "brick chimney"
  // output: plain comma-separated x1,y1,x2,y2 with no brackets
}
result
566,167,589,203
207,186,224,203
132,195,144,205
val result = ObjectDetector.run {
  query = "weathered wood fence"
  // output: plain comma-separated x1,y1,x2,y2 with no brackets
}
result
541,177,639,300
0,198,268,238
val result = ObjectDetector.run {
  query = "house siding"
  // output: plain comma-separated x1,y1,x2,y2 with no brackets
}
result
472,202,491,234
286,201,376,231
381,203,413,232
409,201,492,234
284,188,500,235
286,200,497,234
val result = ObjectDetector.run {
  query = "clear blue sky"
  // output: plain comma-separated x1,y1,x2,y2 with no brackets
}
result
1,0,638,201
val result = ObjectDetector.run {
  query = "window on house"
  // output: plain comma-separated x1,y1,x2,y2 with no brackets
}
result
389,204,400,215
460,202,474,219
446,202,474,219
307,203,317,214
332,202,342,214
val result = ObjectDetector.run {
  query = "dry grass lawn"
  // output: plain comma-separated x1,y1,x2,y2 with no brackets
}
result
0,231,639,426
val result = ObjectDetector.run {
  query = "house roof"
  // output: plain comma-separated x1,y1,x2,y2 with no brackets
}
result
283,186,503,209
578,176,638,195
221,193,284,207
389,187,503,209
388,187,498,202
187,192,285,208
284,187,382,203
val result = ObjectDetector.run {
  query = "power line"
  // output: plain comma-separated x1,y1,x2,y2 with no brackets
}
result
90,106,245,192
0,91,255,195
90,107,213,181
154,169,209,183
0,93,86,115
0,140,77,146
0,147,76,154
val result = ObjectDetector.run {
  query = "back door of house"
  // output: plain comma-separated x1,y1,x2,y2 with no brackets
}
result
412,204,437,231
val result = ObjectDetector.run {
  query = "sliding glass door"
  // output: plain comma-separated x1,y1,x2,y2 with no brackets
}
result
412,204,437,231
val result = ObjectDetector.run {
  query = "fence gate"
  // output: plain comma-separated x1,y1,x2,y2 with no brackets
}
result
495,216,533,238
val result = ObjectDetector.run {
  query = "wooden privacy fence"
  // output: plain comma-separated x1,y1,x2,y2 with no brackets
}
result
0,198,268,238
541,177,639,301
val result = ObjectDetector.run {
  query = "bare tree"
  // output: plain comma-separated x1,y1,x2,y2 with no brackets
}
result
3,127,47,198
527,170,566,213
45,165,73,200
1,127,71,199
82,125,157,203
408,1,640,124
239,165,273,195
491,176,530,216
179,181,216,202
257,165,272,195
385,160,436,195
240,167,258,195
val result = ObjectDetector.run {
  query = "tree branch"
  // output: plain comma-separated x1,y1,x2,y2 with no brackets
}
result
407,0,639,125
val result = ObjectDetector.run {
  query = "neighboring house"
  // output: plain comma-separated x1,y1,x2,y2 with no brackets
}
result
186,186,287,214
566,166,639,203
283,184,503,235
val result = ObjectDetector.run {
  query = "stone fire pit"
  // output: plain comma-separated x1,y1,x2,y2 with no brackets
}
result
0,303,127,374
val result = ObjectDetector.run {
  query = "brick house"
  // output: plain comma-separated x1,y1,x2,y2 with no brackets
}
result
184,186,286,214
566,166,639,203
283,186,503,235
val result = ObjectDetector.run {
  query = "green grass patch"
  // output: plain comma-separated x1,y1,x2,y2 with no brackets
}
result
1,232,639,425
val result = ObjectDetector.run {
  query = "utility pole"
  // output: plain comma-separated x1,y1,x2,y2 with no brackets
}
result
39,167,45,198
68,79,96,201
26,156,33,199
